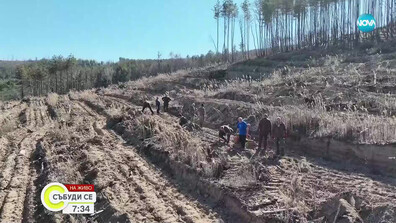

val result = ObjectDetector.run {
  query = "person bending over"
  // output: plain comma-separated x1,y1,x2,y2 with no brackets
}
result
219,125,233,144
142,100,154,115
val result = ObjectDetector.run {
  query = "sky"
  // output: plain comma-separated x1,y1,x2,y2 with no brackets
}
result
0,0,243,62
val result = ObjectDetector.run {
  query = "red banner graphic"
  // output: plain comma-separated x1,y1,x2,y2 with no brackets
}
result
65,184,95,192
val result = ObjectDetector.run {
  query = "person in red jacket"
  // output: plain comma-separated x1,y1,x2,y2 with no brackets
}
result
272,117,286,156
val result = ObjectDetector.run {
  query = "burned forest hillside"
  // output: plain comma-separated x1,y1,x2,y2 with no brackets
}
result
1,41,396,222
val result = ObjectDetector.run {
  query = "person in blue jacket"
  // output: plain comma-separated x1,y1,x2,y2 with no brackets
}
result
237,117,248,150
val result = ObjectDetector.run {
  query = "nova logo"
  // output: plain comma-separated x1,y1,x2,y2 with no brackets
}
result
357,14,376,32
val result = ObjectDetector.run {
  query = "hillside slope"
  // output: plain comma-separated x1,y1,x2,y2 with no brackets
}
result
1,43,396,222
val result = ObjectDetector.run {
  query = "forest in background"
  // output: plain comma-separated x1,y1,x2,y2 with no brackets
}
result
1,0,396,100
0,52,222,100
217,0,395,60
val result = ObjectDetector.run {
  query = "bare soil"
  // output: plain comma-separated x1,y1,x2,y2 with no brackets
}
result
0,97,223,223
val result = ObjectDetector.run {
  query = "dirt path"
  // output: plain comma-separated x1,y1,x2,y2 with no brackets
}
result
0,100,53,222
0,129,49,222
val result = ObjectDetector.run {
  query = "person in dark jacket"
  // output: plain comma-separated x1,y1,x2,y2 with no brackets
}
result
142,101,154,115
272,117,286,156
198,104,206,127
219,125,233,144
162,95,172,112
258,114,272,153
179,116,188,126
155,97,161,114
237,117,248,150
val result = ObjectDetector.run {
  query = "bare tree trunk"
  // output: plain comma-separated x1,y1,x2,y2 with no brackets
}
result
217,18,219,53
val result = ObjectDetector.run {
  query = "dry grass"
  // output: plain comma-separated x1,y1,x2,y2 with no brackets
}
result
278,174,310,221
124,64,223,92
106,107,123,118
46,93,59,107
129,115,224,177
276,158,312,220
219,164,257,188
184,54,396,144
0,121,16,136
73,89,228,178
130,72,185,90
253,104,396,144
77,90,98,102
0,108,19,136
47,127,70,142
